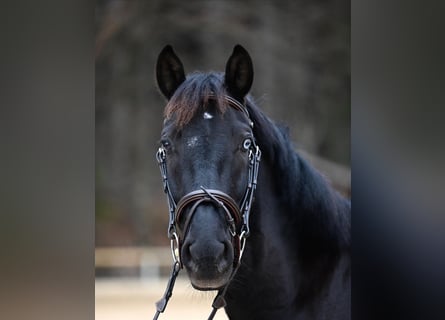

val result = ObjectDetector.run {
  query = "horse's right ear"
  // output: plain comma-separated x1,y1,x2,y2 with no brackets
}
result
225,45,254,100
156,45,186,99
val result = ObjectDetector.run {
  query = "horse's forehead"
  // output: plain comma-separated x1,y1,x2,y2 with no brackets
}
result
182,111,233,148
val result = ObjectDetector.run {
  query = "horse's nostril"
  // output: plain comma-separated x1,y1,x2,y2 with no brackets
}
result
215,241,226,260
216,241,227,260
188,243,197,260
181,241,192,262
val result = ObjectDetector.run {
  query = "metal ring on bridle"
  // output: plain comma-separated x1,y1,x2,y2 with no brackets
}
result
170,232,180,264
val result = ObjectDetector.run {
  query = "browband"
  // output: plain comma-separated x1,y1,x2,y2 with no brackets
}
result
207,93,253,127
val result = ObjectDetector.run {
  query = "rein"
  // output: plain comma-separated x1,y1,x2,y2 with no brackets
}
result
153,95,261,320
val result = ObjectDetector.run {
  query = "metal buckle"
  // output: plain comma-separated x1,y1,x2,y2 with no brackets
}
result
238,230,248,263
255,145,261,161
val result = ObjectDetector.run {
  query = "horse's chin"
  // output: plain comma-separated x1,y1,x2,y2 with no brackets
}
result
190,277,229,291
187,268,232,291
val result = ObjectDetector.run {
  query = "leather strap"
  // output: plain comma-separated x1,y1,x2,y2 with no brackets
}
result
176,189,242,228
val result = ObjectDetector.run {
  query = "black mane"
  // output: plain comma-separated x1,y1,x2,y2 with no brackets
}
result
245,97,350,250
247,97,350,240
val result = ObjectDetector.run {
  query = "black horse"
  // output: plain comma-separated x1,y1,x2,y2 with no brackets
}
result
154,45,350,320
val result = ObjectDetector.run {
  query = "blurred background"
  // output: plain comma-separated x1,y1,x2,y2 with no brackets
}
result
95,0,349,318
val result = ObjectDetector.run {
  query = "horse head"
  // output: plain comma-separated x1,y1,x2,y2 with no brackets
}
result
155,45,259,290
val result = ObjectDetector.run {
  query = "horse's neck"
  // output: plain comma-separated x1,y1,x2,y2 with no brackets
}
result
225,154,350,319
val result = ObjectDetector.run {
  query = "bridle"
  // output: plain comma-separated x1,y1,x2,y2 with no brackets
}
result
153,94,262,320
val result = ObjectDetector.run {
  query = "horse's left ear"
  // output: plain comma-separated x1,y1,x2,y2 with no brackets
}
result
225,45,254,100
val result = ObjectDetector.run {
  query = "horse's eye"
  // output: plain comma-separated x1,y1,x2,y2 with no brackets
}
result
242,138,252,151
161,140,171,149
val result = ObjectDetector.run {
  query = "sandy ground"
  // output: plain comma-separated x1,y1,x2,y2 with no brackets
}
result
95,277,228,320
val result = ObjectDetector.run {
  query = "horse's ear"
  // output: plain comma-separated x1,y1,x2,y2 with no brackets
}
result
156,45,186,99
225,45,254,99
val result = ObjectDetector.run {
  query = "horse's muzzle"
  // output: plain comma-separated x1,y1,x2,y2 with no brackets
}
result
181,223,234,290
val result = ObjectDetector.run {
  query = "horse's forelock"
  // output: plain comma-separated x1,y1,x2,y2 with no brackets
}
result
164,72,228,128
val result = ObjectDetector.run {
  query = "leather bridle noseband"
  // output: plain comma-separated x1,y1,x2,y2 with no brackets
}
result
153,95,261,320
